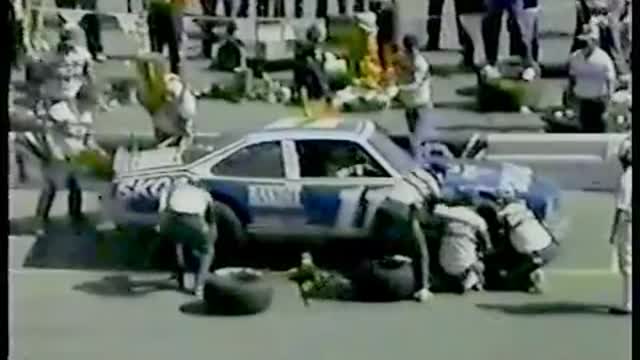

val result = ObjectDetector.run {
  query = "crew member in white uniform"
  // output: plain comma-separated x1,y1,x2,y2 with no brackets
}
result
493,187,558,293
435,204,492,293
34,24,97,229
152,73,197,152
158,182,217,297
608,134,632,314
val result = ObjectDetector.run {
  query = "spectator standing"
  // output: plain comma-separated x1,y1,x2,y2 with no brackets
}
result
567,25,616,133
508,0,539,67
483,0,538,81
54,0,106,62
426,0,475,68
148,0,189,74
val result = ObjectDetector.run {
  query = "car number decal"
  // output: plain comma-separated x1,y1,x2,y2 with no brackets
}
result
248,185,302,208
117,176,190,199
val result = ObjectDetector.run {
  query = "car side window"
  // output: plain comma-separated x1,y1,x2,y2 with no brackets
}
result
295,140,389,178
211,141,284,178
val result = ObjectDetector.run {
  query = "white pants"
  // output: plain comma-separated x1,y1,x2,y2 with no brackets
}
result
615,220,632,310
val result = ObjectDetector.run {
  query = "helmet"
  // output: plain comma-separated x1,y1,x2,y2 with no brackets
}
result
496,185,517,202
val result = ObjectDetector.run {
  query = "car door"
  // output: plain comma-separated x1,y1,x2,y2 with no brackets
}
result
200,139,307,239
287,138,396,240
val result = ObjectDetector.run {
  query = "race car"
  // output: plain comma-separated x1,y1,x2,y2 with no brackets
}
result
102,120,564,252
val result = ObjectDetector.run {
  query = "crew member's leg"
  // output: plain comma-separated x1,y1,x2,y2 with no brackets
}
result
36,175,57,225
67,172,83,222
426,0,445,50
409,214,431,293
194,222,218,295
578,98,607,133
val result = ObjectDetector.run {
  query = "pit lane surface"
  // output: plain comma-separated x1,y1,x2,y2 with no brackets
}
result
9,188,631,360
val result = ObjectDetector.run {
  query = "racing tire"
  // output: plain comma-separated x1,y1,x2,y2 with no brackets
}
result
213,201,248,264
203,268,273,315
352,257,415,302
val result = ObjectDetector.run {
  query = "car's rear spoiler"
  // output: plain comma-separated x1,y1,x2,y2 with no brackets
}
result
113,146,184,177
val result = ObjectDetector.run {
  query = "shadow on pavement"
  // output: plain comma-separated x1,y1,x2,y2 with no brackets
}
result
179,300,263,317
476,302,614,316
20,219,177,271
434,100,478,111
73,274,183,297
455,86,478,97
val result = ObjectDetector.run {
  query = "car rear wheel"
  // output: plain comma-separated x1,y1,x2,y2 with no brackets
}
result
213,201,248,266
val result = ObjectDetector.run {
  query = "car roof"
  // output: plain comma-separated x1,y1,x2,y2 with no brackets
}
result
245,118,375,143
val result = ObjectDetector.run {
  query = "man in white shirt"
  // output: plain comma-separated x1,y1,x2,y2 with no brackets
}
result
568,24,616,133
35,24,96,228
489,186,558,293
158,182,218,297
608,134,632,315
434,203,492,293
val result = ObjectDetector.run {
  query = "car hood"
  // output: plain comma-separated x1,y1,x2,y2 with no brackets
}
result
419,157,560,218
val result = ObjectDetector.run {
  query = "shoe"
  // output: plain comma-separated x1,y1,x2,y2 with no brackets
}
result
93,54,107,63
528,269,547,294
520,106,532,114
462,271,481,293
609,307,632,315
522,67,537,81
413,288,434,303
193,285,204,298
481,65,502,80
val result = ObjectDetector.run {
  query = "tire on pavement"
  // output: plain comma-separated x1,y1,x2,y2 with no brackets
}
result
352,257,415,302
203,268,273,315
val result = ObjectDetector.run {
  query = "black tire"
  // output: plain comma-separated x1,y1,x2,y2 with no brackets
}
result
213,201,247,265
203,268,273,315
352,257,415,302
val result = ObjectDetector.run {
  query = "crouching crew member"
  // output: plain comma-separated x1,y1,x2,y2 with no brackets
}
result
608,134,632,315
368,169,443,302
434,203,492,293
158,182,217,297
493,187,559,293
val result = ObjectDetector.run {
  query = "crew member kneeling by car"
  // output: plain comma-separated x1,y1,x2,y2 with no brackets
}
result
494,187,558,293
434,203,492,293
368,169,443,302
158,183,217,297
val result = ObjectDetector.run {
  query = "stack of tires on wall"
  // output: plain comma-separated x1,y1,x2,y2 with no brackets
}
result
203,268,274,315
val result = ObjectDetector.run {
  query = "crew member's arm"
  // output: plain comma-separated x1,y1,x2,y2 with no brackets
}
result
603,53,617,98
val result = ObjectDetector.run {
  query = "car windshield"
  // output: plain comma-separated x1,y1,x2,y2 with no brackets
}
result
367,126,417,174
181,133,245,164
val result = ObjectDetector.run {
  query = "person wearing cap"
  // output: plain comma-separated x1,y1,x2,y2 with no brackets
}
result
366,168,443,302
433,201,492,294
568,24,616,133
151,73,197,151
571,0,630,77
294,23,331,114
608,134,632,315
485,186,558,293
158,182,218,297
348,12,384,88
397,34,433,137
34,24,97,229
482,0,539,81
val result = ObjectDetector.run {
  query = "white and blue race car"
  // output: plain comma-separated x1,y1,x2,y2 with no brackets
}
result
103,120,564,252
